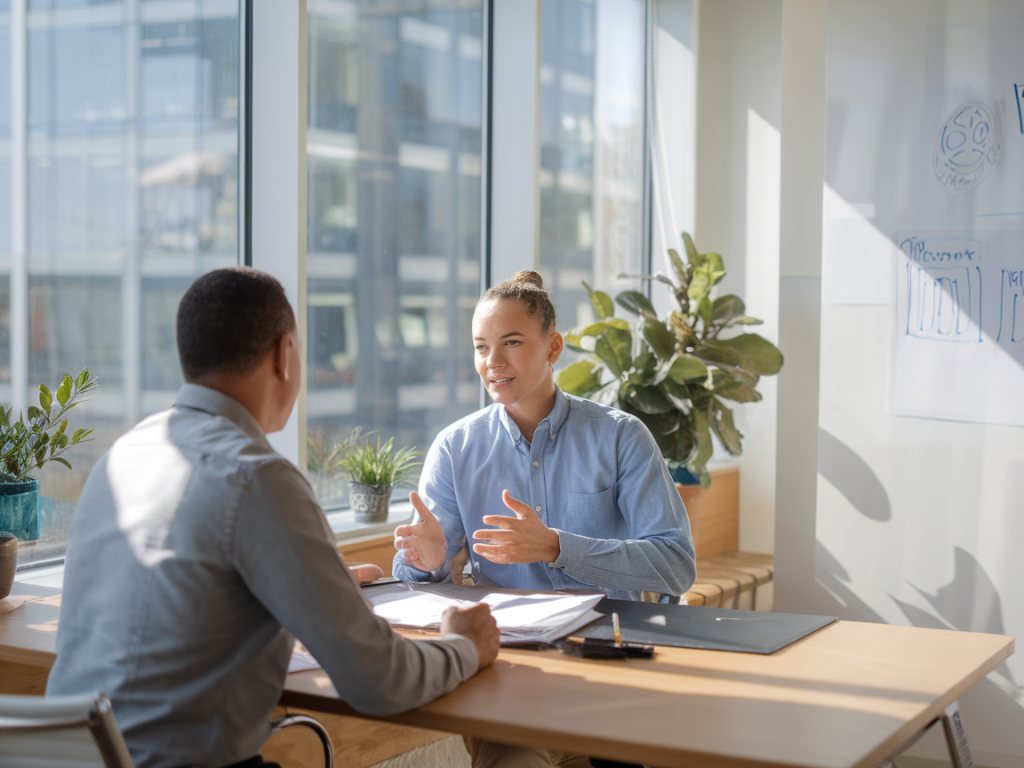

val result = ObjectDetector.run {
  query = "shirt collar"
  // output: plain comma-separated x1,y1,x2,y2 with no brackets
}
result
497,386,570,446
174,383,269,446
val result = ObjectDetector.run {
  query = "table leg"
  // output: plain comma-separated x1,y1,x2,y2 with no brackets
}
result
940,700,974,768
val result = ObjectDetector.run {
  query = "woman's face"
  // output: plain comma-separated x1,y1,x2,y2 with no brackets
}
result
472,298,563,413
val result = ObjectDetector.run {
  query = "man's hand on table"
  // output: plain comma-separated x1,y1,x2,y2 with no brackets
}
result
348,563,384,584
441,603,500,670
472,489,561,565
394,492,449,572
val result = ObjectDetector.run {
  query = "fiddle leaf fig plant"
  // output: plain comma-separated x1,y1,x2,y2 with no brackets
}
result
556,232,783,487
0,369,98,483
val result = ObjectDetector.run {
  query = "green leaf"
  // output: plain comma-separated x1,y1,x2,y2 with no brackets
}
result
666,353,708,383
27,406,41,421
709,398,744,455
39,384,52,414
732,316,764,326
0,408,8,429
57,374,73,407
593,326,633,378
637,409,681,435
667,249,687,286
641,319,676,361
624,385,674,414
711,294,746,324
615,290,658,319
704,252,726,286
628,350,658,385
715,333,784,375
698,296,712,328
57,419,68,435
577,318,632,337
688,407,714,477
583,281,615,320
51,457,72,469
693,343,744,368
556,360,602,396
682,232,699,264
75,369,90,389
592,380,620,407
712,373,762,403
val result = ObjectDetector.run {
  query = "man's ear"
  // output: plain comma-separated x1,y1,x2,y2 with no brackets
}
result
548,331,564,364
273,332,292,383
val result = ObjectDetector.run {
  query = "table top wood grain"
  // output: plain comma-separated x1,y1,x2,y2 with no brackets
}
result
0,582,1013,768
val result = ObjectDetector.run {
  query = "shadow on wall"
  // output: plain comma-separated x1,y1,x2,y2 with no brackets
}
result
890,547,1019,696
817,428,891,521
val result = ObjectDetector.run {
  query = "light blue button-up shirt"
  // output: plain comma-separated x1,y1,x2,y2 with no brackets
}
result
393,387,696,601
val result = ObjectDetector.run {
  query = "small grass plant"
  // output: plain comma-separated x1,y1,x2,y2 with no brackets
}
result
337,428,421,488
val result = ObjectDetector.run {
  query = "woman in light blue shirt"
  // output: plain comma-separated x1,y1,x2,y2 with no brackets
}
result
393,270,695,601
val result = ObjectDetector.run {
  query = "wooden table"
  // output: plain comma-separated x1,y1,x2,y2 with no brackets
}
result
1,583,1013,768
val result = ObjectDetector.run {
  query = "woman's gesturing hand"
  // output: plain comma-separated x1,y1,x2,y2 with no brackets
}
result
394,492,449,572
472,489,561,565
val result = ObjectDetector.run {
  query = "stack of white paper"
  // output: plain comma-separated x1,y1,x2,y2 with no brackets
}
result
369,589,604,646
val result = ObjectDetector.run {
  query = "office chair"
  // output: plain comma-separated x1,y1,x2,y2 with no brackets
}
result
269,713,335,768
0,691,134,768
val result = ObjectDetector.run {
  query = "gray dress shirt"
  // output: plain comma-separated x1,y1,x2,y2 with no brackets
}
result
47,384,478,768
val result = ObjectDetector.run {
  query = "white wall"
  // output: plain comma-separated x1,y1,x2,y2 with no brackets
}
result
694,0,782,554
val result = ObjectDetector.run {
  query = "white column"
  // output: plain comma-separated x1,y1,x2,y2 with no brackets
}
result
773,0,826,614
121,0,141,426
489,0,541,282
250,0,307,469
10,0,27,415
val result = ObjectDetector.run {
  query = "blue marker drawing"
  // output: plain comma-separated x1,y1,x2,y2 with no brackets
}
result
901,238,984,344
933,103,1001,193
1017,84,1024,135
997,269,1024,343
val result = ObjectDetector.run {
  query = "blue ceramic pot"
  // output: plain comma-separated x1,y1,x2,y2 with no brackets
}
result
0,478,40,541
668,464,701,486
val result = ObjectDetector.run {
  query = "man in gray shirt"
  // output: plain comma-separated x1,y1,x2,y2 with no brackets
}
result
47,268,499,768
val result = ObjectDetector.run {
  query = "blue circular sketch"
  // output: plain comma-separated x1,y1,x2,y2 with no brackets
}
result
933,102,1001,193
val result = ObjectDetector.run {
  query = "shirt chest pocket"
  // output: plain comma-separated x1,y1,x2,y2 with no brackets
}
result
562,485,620,534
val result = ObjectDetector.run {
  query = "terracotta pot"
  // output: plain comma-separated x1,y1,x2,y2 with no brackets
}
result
0,533,17,600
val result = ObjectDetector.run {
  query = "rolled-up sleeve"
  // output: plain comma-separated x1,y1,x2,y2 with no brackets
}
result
233,459,478,716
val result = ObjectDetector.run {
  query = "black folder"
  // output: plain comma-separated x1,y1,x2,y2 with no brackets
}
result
572,598,837,654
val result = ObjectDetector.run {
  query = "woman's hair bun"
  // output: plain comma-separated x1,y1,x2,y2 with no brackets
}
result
510,269,544,289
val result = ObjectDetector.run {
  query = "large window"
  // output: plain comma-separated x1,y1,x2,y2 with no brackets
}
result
11,1,239,565
305,1,484,507
538,0,647,330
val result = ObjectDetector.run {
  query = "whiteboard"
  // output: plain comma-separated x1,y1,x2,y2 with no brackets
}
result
890,233,1024,425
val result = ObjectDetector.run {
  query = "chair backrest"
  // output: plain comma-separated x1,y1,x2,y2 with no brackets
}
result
0,691,135,768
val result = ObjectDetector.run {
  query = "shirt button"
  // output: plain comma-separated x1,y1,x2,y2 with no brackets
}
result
535,505,542,512
533,461,539,467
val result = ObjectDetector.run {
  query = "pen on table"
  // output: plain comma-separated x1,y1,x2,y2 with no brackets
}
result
613,612,621,645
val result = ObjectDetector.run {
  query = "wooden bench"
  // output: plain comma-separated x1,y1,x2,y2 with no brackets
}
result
674,466,775,610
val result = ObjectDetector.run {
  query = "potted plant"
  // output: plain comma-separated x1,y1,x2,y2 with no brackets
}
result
0,369,96,599
337,428,421,524
556,232,782,488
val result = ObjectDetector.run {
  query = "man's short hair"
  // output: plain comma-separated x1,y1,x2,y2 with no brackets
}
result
177,267,296,381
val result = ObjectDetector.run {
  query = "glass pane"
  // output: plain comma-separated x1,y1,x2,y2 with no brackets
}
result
306,1,483,508
12,3,240,566
538,0,647,331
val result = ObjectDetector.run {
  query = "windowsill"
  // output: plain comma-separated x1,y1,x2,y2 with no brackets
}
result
325,500,414,543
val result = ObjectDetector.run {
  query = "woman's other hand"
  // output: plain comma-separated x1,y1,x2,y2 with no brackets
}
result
472,489,561,564
394,492,449,572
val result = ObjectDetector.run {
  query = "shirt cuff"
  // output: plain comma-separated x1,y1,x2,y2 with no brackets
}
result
550,529,587,573
394,556,452,584
440,633,480,678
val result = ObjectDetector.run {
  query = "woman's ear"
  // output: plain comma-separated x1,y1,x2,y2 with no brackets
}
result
548,331,564,364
